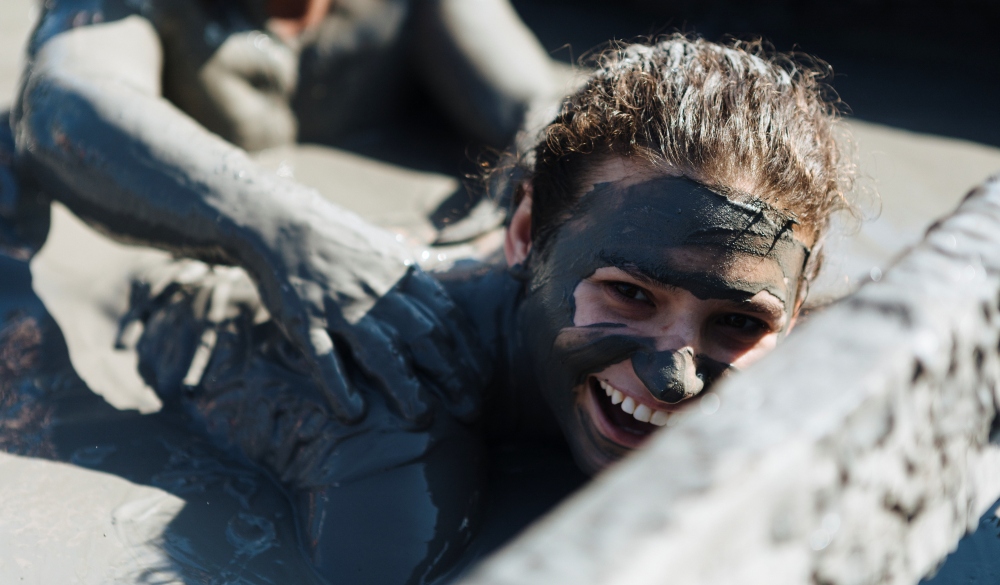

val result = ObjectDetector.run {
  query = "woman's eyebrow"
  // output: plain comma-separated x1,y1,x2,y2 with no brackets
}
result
729,297,786,321
613,264,677,291
611,264,788,318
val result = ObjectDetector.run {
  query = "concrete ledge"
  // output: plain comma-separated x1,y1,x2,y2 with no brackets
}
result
460,174,1000,585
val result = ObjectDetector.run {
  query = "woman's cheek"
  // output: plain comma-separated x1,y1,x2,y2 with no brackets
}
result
573,281,656,327
572,281,610,326
725,333,780,369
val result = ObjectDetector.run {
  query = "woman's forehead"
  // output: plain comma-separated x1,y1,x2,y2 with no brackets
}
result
576,157,815,244
579,156,684,192
578,156,756,200
565,177,801,248
547,176,810,307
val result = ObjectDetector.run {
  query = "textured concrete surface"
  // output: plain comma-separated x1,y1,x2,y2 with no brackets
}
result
458,174,1000,585
813,124,1000,301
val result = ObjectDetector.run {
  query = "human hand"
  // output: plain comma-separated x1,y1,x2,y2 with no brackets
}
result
328,267,489,424
157,0,298,151
256,202,487,426
130,257,487,428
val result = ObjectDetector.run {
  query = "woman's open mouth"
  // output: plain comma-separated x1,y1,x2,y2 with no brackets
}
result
585,376,676,449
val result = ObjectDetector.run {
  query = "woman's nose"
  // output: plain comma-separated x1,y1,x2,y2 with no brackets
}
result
630,347,705,403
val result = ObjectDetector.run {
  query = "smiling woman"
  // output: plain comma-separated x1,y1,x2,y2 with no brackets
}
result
487,36,856,474
516,174,807,466
117,34,856,583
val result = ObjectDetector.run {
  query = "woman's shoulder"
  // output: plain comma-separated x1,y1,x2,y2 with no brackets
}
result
434,259,520,351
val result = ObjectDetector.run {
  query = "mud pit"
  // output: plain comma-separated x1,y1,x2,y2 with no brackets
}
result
3,1,1000,583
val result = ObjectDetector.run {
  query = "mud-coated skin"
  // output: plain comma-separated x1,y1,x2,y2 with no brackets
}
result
22,0,558,152
631,346,732,403
512,177,809,470
13,0,554,425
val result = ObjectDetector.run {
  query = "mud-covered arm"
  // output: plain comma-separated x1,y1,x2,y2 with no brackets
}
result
411,0,572,147
14,6,480,424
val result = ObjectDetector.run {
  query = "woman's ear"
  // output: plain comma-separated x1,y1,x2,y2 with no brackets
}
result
504,182,533,268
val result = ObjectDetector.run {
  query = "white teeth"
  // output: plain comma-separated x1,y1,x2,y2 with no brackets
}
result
597,378,670,429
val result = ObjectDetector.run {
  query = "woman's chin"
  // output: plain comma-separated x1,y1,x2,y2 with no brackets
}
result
567,440,620,476
563,380,648,475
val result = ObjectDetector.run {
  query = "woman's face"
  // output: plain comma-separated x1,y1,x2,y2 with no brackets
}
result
507,158,810,474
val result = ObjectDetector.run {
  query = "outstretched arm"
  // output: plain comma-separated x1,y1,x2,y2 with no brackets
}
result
14,2,473,423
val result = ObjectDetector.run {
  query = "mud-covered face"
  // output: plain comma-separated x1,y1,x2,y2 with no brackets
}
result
516,176,809,474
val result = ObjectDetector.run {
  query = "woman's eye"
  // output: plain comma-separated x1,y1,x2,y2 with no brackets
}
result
609,282,652,304
717,313,767,333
